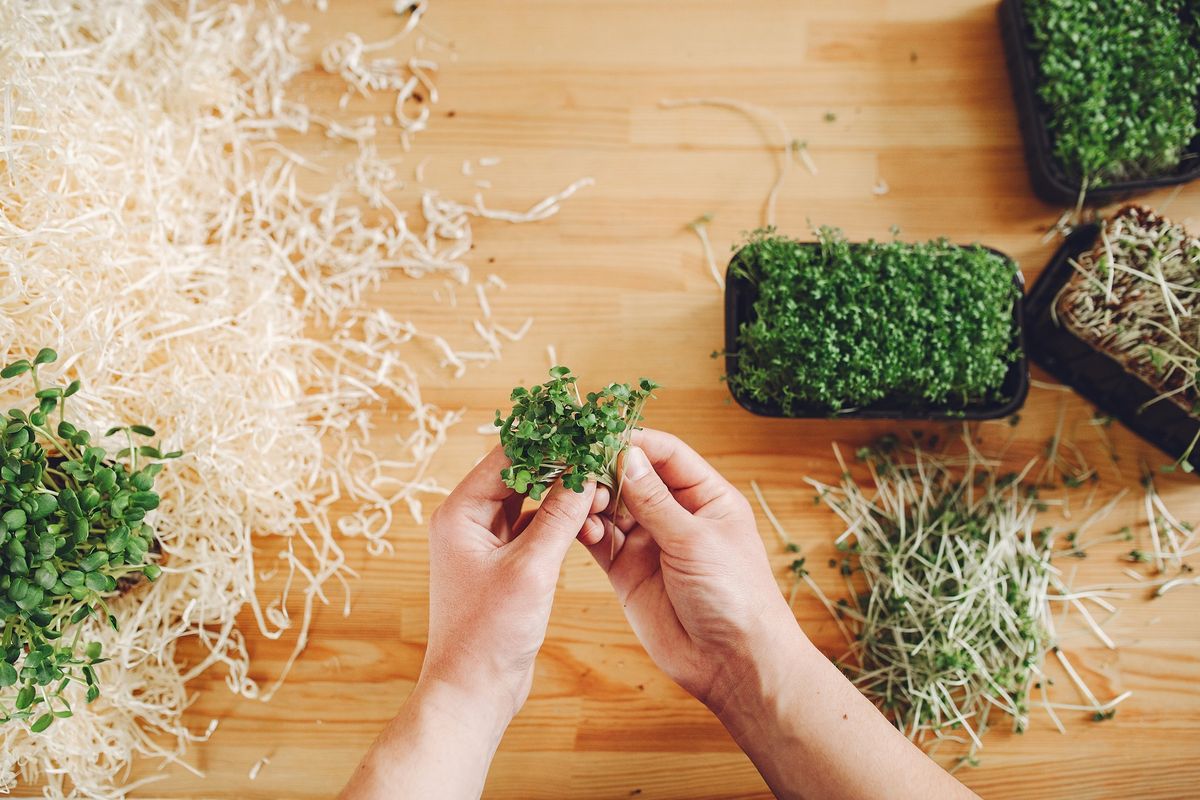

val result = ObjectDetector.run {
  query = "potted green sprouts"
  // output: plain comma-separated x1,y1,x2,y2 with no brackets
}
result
1000,0,1200,204
723,228,1027,419
0,350,178,732
1027,206,1200,472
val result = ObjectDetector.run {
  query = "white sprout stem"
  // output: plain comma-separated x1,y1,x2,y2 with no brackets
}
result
1053,649,1102,711
659,96,794,228
750,479,790,547
1068,598,1116,649
1155,575,1200,597
688,214,723,289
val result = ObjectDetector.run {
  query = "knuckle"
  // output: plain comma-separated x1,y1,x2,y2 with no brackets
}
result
731,493,754,518
539,497,576,527
512,553,554,589
640,482,675,513
580,516,604,545
540,489,587,527
660,431,685,451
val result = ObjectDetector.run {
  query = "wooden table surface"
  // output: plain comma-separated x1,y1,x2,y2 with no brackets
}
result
68,1,1200,797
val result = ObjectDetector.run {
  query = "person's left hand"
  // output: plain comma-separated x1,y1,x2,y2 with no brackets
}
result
421,445,609,724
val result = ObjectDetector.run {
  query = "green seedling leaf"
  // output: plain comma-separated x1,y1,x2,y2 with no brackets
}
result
496,366,657,498
1,361,31,379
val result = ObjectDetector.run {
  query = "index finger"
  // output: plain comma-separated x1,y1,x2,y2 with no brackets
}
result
628,428,735,513
436,445,516,531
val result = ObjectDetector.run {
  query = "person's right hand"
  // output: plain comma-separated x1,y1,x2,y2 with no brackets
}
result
584,428,798,710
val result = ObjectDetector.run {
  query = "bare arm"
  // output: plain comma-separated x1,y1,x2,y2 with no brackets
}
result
339,446,608,800
588,429,977,800
339,679,511,798
706,611,975,799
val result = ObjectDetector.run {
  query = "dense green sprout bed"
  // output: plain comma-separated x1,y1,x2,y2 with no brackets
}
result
726,229,1021,415
1024,0,1200,184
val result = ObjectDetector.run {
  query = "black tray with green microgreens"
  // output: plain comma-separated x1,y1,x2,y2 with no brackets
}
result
1025,206,1200,474
495,366,657,501
999,0,1200,206
0,349,180,732
723,228,1028,420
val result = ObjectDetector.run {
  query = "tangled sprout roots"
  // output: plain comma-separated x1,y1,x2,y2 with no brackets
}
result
0,0,588,795
798,433,1127,768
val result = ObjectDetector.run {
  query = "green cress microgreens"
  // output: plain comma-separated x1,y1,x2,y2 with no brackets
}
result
1055,206,1199,473
496,366,658,501
0,349,179,732
726,227,1020,415
1024,0,1200,184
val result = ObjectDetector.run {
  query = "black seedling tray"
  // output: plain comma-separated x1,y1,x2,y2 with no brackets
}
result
1025,224,1200,472
724,245,1029,421
998,0,1200,206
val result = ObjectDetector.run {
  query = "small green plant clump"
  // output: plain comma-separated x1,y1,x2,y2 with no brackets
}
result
727,228,1020,415
0,349,178,732
496,366,658,500
1024,0,1200,184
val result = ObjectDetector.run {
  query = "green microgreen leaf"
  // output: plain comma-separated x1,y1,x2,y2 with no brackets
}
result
725,228,1020,415
0,348,178,725
1024,0,1200,184
496,367,659,497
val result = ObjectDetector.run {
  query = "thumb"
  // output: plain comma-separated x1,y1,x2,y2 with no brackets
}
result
517,479,597,562
616,446,693,545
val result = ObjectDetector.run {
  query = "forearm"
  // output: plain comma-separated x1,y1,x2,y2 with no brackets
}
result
709,612,977,800
339,679,512,800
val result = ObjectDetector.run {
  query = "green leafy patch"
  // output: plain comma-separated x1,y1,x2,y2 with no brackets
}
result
1024,0,1200,184
726,228,1021,415
496,367,658,500
0,350,178,730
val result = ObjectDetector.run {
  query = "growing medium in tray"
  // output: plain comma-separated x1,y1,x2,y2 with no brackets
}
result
1023,0,1200,185
1055,205,1199,462
726,228,1021,416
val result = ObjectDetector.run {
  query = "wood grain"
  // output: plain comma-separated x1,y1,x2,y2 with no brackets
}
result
24,0,1200,797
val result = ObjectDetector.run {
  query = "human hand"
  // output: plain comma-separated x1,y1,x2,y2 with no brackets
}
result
585,429,798,709
422,445,609,723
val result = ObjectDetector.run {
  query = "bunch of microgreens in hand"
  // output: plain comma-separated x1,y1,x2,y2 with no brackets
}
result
1056,206,1200,470
0,350,178,732
496,366,658,501
1024,0,1200,184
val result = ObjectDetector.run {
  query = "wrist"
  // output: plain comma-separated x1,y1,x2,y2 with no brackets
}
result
704,601,811,728
410,676,516,747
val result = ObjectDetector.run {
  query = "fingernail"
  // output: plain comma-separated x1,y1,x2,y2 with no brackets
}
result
623,446,650,479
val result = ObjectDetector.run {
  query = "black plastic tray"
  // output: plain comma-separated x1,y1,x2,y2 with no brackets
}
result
723,244,1029,420
998,0,1200,206
1025,224,1200,472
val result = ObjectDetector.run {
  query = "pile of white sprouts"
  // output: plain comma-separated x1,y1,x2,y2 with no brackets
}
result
0,0,588,795
754,432,1142,772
